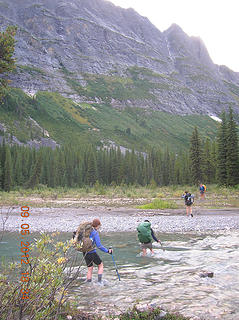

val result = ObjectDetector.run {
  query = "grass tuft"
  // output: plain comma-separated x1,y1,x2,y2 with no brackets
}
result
137,198,178,209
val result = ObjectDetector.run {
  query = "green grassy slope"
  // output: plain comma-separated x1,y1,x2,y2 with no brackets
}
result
0,87,219,151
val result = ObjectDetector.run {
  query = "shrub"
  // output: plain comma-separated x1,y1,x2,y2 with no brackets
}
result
0,233,84,320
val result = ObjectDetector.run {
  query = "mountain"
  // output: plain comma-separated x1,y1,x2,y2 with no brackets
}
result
0,0,239,150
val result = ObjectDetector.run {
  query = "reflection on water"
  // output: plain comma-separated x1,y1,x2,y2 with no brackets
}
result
1,231,239,319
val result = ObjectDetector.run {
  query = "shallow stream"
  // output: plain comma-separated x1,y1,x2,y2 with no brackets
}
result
1,230,239,319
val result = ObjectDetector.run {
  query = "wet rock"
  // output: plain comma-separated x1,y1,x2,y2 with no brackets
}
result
156,310,168,319
199,271,214,278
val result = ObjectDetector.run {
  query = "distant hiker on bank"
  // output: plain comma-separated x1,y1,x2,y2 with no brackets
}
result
182,191,194,217
137,220,161,256
72,218,112,283
199,183,206,200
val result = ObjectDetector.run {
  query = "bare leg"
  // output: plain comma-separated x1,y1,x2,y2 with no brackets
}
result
150,248,154,255
142,248,147,256
98,262,103,275
186,206,189,216
87,266,93,281
97,262,103,282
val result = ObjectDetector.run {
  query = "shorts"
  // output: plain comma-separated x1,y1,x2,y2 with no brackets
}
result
200,190,205,194
185,203,192,207
83,251,102,267
140,242,153,250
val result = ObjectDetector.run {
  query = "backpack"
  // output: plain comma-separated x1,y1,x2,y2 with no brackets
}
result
72,222,95,253
185,193,194,205
137,221,152,243
202,184,207,191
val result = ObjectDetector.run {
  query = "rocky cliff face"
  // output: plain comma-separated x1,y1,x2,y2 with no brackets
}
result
1,0,239,116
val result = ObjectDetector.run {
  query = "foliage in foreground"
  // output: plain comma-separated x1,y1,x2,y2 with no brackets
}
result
113,306,189,320
0,233,84,320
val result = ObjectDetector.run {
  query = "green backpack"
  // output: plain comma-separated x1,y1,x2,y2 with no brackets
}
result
137,221,152,243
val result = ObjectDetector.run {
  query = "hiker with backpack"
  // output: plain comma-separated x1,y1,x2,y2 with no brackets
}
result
182,191,194,217
137,220,161,256
73,218,112,283
199,183,206,200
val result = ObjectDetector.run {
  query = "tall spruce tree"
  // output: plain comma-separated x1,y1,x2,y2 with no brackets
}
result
226,108,239,186
217,111,228,185
0,26,17,99
202,138,214,184
162,149,170,186
210,141,217,184
14,150,24,186
26,152,43,189
86,148,97,186
189,127,202,185
0,160,2,190
3,146,13,192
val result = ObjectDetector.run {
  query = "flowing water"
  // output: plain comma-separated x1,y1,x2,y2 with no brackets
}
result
1,230,239,320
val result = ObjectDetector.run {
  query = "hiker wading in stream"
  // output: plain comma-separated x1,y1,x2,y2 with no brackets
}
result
84,219,112,283
73,218,112,283
137,220,161,256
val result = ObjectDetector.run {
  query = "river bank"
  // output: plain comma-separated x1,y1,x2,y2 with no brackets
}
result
2,206,239,233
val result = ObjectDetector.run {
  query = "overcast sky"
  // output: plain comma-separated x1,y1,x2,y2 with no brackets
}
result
109,0,239,72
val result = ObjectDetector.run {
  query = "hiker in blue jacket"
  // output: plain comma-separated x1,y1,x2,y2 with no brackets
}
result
83,218,112,283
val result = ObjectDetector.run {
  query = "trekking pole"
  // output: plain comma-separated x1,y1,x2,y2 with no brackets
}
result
159,240,165,252
109,247,121,281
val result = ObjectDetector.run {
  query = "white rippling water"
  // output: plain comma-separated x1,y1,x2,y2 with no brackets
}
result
71,231,239,320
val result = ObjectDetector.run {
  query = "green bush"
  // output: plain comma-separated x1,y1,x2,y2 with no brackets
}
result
113,306,189,320
0,233,83,320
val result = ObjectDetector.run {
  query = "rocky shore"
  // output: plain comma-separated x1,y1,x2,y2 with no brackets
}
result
2,206,239,233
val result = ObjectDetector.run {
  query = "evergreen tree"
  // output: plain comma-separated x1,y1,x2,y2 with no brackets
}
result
202,138,214,184
189,127,202,185
162,149,170,186
226,108,239,186
57,149,67,186
86,148,97,186
0,26,17,99
3,146,13,191
14,149,24,186
180,152,191,185
130,149,137,184
171,153,180,185
217,111,228,185
0,160,2,190
110,148,118,184
210,141,217,184
96,150,104,184
152,149,162,185
116,147,124,184
26,152,43,189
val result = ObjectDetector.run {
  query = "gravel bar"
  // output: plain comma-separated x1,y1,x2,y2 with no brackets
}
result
2,207,239,233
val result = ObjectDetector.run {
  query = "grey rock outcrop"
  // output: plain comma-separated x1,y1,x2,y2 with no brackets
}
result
0,0,239,116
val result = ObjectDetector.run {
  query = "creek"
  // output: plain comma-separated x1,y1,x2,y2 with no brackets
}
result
1,230,239,320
